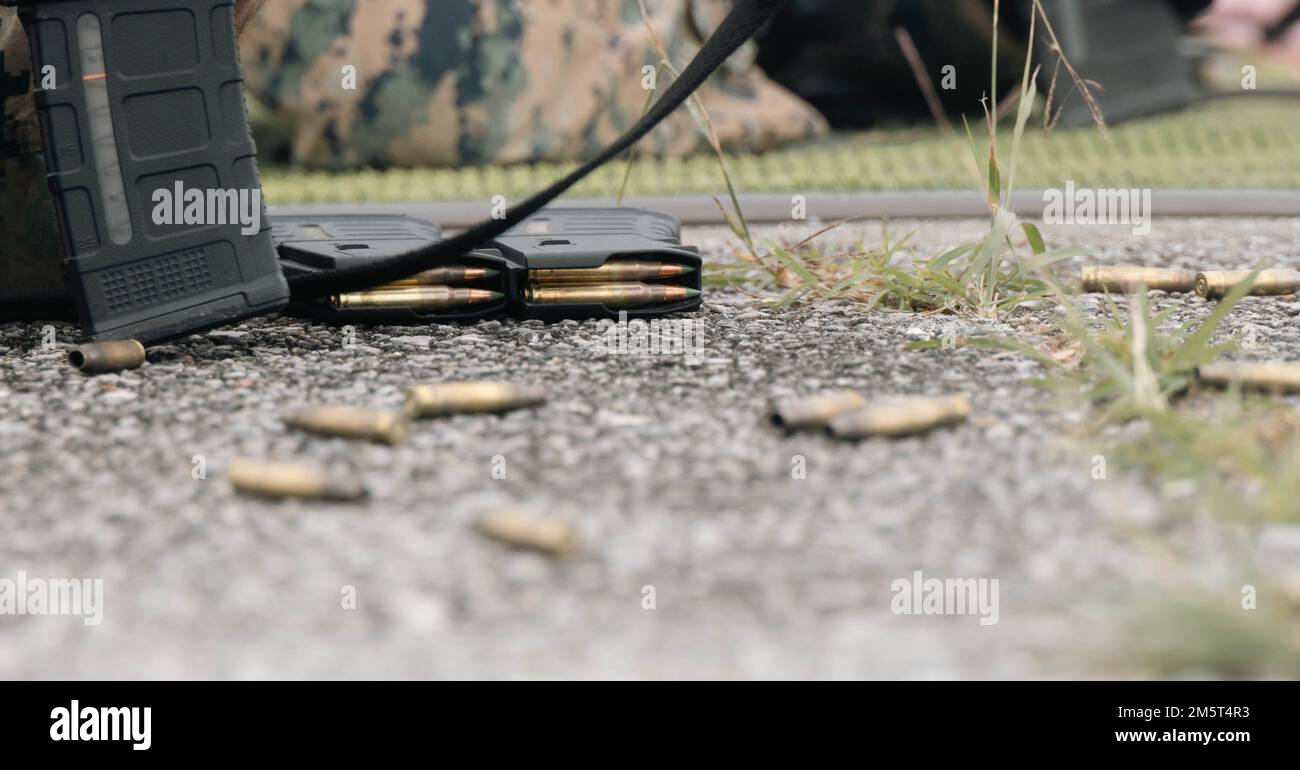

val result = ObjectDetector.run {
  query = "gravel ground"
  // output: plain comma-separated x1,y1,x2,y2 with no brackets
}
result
2,216,1299,680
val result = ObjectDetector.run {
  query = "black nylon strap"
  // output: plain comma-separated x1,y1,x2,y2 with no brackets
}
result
287,0,789,298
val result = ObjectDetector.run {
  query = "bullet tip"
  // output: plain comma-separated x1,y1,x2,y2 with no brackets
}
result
483,268,501,278
684,288,702,299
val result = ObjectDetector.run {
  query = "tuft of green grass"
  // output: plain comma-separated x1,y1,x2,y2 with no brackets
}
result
697,0,1099,319
910,269,1264,421
1117,586,1300,678
1042,273,1261,421
704,223,1068,317
1114,398,1300,523
869,238,1063,317
908,267,1300,524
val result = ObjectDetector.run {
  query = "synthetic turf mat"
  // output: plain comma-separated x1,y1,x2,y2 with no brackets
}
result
260,98,1300,204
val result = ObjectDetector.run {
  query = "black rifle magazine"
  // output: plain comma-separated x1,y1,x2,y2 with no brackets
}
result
275,208,703,326
275,214,515,325
5,0,288,343
496,208,703,322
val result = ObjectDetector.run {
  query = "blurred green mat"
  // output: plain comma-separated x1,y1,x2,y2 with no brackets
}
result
261,99,1300,204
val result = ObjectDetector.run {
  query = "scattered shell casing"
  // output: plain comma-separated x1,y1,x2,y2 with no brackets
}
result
227,458,367,501
1279,571,1300,609
283,406,410,445
406,381,547,418
1196,361,1300,394
1080,266,1197,294
477,509,578,556
770,390,867,430
68,340,146,374
1194,270,1300,299
828,395,972,439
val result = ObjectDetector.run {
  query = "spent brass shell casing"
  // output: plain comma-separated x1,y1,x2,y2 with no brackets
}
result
283,406,410,445
377,266,500,288
1279,572,1300,609
1196,362,1300,394
771,390,867,430
330,287,503,310
68,340,146,374
1080,266,1197,294
828,395,972,439
406,381,547,418
524,282,700,308
227,458,367,501
477,509,578,556
529,260,696,284
1194,270,1300,299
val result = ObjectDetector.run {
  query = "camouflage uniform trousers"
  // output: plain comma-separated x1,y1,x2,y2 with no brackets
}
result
1,5,61,291
239,0,828,168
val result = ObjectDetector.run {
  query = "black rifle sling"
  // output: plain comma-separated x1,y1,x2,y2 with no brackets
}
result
286,0,789,298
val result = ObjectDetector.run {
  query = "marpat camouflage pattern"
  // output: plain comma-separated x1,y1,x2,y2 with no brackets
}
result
237,0,826,168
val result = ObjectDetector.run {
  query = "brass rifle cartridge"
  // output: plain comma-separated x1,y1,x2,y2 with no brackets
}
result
406,381,547,417
1193,270,1300,299
1196,361,1300,394
283,406,410,445
68,340,146,374
524,282,699,308
377,265,500,288
1080,266,1197,294
828,395,973,439
227,458,367,501
770,390,868,430
477,509,578,556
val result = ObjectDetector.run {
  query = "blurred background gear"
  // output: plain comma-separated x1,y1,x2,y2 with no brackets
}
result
755,0,1031,128
1035,0,1205,127
755,0,1216,128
